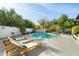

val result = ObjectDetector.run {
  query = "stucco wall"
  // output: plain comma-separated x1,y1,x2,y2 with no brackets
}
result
0,26,21,38
26,28,32,33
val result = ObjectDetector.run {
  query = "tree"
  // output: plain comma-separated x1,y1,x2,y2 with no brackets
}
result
0,8,37,35
47,24,61,33
38,18,50,29
24,19,35,28
57,15,69,33
0,8,23,27
76,14,79,19
64,19,76,28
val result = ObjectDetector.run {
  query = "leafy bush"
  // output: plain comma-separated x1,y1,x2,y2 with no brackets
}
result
47,25,61,33
20,26,26,35
25,32,30,34
31,29,36,33
72,26,79,34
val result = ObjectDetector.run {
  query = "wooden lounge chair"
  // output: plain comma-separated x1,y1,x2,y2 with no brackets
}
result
72,34,79,40
3,39,41,56
3,39,26,56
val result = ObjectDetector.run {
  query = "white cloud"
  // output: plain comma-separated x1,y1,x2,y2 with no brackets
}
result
0,3,14,9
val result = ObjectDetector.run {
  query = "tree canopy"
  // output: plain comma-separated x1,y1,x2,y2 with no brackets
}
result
0,8,35,28
0,8,78,34
0,8,36,34
38,14,77,33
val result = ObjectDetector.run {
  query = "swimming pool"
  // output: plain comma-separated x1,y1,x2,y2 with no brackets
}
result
30,33,57,39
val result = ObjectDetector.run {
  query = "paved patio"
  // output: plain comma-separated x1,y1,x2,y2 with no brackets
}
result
0,34,79,56
0,39,5,56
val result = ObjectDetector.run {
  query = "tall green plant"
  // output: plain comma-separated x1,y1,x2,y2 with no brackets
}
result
72,26,79,34
58,15,69,33
20,26,26,35
47,24,61,33
38,18,50,29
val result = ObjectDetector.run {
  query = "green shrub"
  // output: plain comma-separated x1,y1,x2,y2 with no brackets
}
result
72,26,79,34
47,25,61,33
20,26,26,35
31,29,36,33
25,32,30,34
46,30,49,33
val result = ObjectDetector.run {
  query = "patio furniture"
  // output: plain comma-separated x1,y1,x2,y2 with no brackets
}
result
72,34,79,40
3,40,25,56
8,37,37,46
3,37,42,56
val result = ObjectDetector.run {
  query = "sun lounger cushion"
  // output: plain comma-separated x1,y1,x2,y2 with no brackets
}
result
9,37,38,48
13,35,30,40
22,42,38,48
73,35,79,40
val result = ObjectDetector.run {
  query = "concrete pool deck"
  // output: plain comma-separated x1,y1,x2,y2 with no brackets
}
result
0,34,79,56
41,34,79,55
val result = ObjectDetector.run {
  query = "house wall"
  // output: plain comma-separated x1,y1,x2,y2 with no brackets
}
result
26,28,32,33
36,29,47,33
0,26,21,39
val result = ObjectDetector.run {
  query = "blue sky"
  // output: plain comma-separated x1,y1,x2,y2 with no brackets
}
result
0,3,79,24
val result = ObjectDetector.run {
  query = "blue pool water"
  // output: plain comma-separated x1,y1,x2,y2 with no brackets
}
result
30,33,57,39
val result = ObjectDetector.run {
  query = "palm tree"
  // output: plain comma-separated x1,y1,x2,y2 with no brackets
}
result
38,18,49,29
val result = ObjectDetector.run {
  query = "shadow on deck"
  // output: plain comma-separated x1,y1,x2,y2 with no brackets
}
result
26,46,62,56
